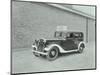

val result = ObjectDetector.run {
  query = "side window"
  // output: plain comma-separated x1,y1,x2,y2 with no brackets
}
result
66,33,83,39
55,32,63,38
66,33,71,38
80,33,81,37
66,33,74,38
74,33,83,38
74,33,79,38
62,33,66,38
60,32,62,37
80,33,83,37
70,33,74,38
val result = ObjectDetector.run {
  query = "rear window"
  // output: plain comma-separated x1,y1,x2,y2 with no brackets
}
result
74,33,82,37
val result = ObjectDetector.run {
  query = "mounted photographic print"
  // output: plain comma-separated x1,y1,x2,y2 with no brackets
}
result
11,0,96,74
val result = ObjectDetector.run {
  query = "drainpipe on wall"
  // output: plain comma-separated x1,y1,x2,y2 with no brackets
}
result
86,18,88,43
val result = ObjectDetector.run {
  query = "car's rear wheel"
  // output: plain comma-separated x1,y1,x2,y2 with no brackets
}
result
78,43,85,53
46,46,59,61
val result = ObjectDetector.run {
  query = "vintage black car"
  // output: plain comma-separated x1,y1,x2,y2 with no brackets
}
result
32,31,85,61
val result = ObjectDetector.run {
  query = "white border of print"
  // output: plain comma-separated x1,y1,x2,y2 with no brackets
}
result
0,0,100,75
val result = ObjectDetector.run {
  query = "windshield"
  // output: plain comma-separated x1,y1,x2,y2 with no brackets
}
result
55,32,66,38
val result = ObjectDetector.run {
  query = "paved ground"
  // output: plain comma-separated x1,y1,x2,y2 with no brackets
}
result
12,41,96,74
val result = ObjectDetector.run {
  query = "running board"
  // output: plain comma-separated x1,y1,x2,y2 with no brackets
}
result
61,49,78,53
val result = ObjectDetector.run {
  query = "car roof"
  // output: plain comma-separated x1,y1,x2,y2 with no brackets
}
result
67,32,83,34
55,31,83,34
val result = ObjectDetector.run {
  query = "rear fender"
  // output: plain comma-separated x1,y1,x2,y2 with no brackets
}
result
78,41,85,50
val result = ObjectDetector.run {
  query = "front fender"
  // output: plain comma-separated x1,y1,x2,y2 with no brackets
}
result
44,44,66,53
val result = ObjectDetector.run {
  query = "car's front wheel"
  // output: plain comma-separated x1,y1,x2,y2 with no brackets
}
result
46,46,59,61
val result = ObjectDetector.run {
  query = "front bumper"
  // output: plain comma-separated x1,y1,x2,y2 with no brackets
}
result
32,45,48,55
32,50,48,55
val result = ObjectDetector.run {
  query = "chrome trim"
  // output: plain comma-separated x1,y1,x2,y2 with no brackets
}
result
32,50,47,55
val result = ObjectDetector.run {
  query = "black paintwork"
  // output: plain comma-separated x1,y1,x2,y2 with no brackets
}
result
45,32,84,50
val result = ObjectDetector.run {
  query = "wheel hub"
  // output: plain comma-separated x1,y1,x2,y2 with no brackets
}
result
51,50,56,56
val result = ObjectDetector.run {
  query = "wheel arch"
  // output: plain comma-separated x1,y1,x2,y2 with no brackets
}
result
78,41,85,50
44,44,64,53
51,46,60,53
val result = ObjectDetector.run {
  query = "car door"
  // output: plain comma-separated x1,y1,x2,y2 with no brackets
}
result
61,33,77,50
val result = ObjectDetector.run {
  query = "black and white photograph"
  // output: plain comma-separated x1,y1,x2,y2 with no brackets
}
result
11,0,96,74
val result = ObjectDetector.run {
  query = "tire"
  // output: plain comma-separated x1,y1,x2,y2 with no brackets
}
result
33,52,40,57
46,46,59,61
78,43,85,53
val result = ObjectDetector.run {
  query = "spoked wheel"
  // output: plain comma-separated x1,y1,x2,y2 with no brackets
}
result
78,43,85,53
46,46,59,61
33,52,40,57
